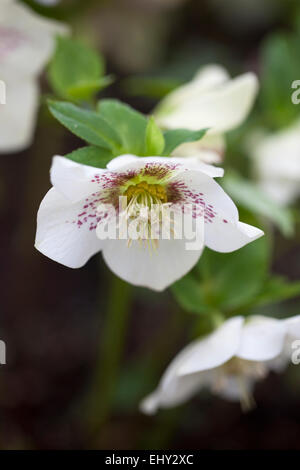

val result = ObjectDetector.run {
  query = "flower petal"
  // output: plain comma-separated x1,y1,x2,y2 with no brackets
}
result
284,315,300,339
173,169,239,221
50,156,106,202
237,316,288,361
168,157,224,177
250,122,300,206
102,237,203,291
35,187,103,268
205,218,264,253
191,65,230,91
178,316,244,376
106,154,139,170
0,78,39,153
140,372,209,414
172,134,225,165
155,65,229,121
156,72,258,133
0,0,69,78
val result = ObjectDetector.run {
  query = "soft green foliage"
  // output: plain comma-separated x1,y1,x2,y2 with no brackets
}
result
170,276,209,315
223,172,295,237
48,37,112,101
162,128,208,156
172,237,269,315
260,32,300,128
48,100,122,152
64,146,114,168
172,234,300,316
48,98,208,165
145,117,165,156
97,99,149,156
249,277,300,309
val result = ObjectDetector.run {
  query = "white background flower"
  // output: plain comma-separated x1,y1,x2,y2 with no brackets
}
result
0,0,69,153
35,154,263,291
141,314,300,414
250,120,300,206
154,65,259,164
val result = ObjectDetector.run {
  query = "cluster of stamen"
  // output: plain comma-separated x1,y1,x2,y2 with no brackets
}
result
213,358,268,412
120,181,173,251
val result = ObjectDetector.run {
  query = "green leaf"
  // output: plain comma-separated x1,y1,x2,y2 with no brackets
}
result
222,172,295,237
48,37,111,101
48,100,122,152
172,236,269,314
260,33,300,127
145,116,165,156
197,237,269,311
66,76,114,101
252,277,300,309
171,276,210,315
162,128,208,156
64,146,113,168
97,99,148,156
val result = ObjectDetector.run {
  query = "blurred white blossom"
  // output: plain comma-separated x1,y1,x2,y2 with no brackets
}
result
250,120,300,206
0,0,69,153
154,65,258,164
141,314,300,413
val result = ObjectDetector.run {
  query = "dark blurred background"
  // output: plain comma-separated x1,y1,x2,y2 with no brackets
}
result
1,0,300,449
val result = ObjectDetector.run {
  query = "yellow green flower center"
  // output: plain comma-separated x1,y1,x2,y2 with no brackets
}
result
119,181,171,251
124,181,168,205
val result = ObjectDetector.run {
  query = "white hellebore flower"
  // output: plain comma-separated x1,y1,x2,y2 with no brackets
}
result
250,120,300,206
0,0,68,153
141,315,300,413
154,65,258,164
35,155,263,291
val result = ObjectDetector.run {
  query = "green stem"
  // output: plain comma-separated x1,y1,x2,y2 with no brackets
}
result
85,274,132,441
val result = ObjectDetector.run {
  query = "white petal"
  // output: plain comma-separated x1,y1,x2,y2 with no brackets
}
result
102,237,203,291
108,154,224,177
106,154,139,170
178,316,244,375
156,72,258,133
167,157,224,177
173,168,239,220
106,155,187,172
155,65,229,122
140,334,218,413
0,78,39,153
172,133,225,165
237,316,288,361
140,391,161,415
140,372,209,414
252,122,300,181
284,315,300,339
205,218,264,253
35,187,103,268
250,122,300,206
0,1,69,78
191,65,230,91
50,156,106,203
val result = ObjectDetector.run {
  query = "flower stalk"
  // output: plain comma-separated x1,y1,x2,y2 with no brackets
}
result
85,274,132,439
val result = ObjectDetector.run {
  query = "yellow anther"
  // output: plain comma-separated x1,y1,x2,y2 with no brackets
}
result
124,181,167,204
